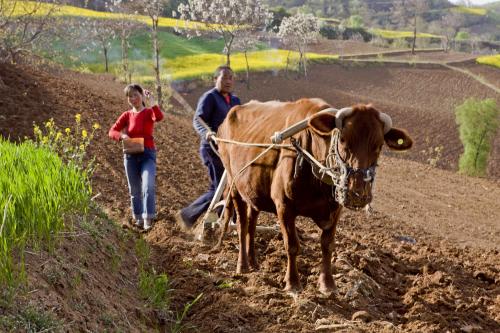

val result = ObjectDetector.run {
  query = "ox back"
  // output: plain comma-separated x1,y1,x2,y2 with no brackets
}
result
218,99,337,220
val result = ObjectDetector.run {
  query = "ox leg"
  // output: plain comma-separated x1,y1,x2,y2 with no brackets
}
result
234,194,249,273
278,206,301,292
318,210,341,294
247,207,260,270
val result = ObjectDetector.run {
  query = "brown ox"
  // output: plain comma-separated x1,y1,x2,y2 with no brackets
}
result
217,98,412,293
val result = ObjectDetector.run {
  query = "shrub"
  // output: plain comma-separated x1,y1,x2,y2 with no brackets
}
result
455,98,499,177
0,115,97,286
0,140,91,285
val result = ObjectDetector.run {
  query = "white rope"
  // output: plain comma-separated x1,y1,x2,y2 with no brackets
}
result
212,137,293,149
225,144,277,212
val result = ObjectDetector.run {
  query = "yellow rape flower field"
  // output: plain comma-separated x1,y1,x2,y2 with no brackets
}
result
8,0,217,30
132,50,338,82
476,54,500,69
452,6,488,16
370,28,442,39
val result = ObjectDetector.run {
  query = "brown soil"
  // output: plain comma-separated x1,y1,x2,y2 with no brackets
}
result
0,57,499,333
374,51,478,63
307,39,390,55
183,62,500,177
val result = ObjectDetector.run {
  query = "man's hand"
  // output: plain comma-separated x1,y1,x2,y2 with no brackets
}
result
121,133,130,141
205,131,216,141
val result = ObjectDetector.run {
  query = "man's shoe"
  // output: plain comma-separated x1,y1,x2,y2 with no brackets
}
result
175,210,193,230
134,219,144,228
143,219,153,231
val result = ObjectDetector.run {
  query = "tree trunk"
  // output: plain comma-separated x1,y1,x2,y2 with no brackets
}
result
285,50,291,78
244,50,250,89
411,15,417,55
302,46,308,78
103,46,109,73
152,18,162,107
224,34,234,66
473,129,487,172
121,32,129,83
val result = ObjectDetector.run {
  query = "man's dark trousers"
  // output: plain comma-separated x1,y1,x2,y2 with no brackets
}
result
180,145,224,226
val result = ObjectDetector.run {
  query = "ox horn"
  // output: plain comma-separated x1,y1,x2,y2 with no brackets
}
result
334,107,353,130
378,112,392,134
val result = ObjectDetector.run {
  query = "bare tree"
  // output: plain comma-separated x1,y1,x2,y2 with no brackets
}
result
175,0,271,66
233,33,259,89
441,12,465,52
278,13,320,78
139,0,170,107
0,0,60,62
108,0,144,83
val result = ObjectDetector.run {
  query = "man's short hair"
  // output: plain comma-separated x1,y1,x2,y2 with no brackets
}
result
214,65,233,78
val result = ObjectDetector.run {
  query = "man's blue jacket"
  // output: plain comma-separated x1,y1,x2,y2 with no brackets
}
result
193,87,241,147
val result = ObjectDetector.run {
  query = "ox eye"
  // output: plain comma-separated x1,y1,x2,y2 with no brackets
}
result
340,137,346,144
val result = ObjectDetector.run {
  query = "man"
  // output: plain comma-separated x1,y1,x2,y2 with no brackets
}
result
177,65,241,229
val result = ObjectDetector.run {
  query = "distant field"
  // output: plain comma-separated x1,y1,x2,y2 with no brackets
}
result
82,50,338,82
370,28,442,39
58,30,227,67
452,6,488,16
10,0,214,30
476,54,500,69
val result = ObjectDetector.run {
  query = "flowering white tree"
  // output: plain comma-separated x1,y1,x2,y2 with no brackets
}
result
78,18,117,73
278,13,319,78
0,0,60,62
175,0,271,66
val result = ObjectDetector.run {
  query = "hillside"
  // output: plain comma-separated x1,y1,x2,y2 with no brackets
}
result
0,59,499,332
266,0,499,41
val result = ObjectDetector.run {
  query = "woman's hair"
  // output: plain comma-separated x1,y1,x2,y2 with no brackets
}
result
124,84,145,107
214,65,232,78
124,83,144,96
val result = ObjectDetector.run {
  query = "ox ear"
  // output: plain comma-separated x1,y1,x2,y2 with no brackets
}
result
384,128,413,151
308,113,337,136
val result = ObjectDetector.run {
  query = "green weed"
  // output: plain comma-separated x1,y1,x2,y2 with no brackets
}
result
455,98,499,176
171,293,203,333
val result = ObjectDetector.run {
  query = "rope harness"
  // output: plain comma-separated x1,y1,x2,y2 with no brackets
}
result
211,126,377,210
291,129,377,209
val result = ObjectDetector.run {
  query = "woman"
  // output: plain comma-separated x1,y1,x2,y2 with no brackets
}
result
109,84,164,231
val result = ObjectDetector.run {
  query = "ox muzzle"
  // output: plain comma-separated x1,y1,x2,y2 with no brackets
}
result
325,130,377,210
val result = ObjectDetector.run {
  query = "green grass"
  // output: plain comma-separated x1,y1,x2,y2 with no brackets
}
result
0,139,91,286
370,28,442,39
0,305,62,332
51,30,227,68
477,54,500,69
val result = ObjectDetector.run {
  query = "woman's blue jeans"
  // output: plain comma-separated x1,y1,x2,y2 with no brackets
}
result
124,148,156,221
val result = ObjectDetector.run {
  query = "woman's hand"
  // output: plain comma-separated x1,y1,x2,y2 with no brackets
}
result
144,89,156,106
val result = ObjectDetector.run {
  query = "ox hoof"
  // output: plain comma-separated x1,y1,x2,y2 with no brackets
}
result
249,261,260,271
319,275,335,295
284,283,302,294
236,265,250,274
